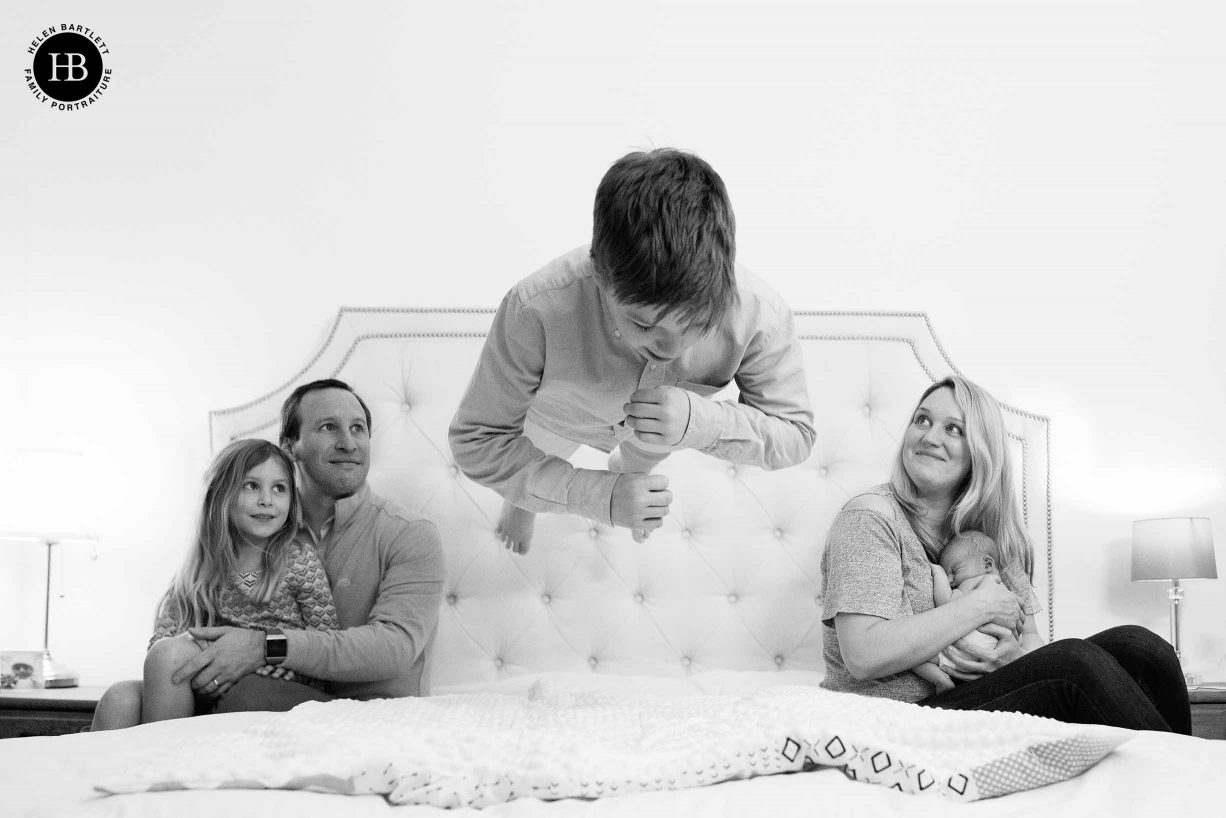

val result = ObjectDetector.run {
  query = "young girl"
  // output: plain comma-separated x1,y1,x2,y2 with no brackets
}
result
139,438,339,723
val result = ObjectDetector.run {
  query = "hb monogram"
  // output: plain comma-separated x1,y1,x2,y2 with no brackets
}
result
47,53,89,81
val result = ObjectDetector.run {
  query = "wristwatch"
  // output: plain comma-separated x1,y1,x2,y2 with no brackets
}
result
264,627,288,666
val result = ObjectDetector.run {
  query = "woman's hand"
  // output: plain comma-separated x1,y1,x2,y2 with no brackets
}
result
961,575,1024,635
942,624,1024,680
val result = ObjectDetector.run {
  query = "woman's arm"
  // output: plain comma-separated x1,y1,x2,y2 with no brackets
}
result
835,576,1021,680
941,615,1044,679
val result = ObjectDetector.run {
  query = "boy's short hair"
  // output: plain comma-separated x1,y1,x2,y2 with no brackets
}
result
590,148,739,333
946,530,1001,563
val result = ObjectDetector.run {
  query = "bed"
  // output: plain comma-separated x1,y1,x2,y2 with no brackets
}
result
6,308,1223,817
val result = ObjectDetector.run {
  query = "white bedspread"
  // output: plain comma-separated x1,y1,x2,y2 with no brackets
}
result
92,681,1127,807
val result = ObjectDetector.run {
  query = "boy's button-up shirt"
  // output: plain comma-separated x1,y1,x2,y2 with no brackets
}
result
449,245,816,526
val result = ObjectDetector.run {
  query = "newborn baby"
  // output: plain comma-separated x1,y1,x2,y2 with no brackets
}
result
912,531,1004,692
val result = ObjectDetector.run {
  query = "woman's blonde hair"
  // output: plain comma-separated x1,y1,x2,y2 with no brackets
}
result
154,439,301,632
889,375,1034,577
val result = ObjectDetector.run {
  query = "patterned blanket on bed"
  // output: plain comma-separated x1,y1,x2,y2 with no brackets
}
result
94,683,1129,806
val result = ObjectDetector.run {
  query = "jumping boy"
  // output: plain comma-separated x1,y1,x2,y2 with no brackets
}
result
449,148,816,553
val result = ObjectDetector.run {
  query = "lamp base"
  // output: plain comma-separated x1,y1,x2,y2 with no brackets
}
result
42,651,79,689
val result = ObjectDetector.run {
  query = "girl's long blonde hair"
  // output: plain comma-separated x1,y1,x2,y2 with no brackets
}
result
155,439,301,632
889,375,1035,577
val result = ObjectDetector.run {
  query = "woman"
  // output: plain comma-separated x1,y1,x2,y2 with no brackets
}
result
820,375,1190,732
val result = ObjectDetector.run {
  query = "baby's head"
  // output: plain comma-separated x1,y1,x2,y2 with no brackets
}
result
590,149,740,363
940,530,1001,587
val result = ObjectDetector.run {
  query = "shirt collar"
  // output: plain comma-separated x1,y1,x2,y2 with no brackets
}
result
332,482,369,534
303,482,369,546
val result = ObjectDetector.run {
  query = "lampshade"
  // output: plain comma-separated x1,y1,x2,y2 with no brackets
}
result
0,449,99,543
1131,517,1217,582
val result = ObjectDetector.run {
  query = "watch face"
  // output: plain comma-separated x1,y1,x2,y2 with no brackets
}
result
266,634,288,662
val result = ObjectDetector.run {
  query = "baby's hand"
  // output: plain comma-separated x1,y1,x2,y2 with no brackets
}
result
932,671,956,693
624,387,690,448
610,473,672,532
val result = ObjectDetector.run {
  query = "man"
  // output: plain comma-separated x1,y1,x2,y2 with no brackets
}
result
92,379,445,727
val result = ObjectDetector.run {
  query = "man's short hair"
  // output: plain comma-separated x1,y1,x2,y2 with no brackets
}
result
590,148,739,333
280,378,373,446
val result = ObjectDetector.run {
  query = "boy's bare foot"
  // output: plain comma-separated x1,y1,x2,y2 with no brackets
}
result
609,448,654,543
497,501,536,555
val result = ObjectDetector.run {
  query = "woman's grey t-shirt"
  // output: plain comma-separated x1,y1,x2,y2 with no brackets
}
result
819,484,1039,702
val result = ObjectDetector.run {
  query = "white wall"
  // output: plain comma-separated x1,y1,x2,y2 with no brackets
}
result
3,1,1224,685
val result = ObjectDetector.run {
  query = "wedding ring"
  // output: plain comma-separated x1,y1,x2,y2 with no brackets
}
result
211,678,220,687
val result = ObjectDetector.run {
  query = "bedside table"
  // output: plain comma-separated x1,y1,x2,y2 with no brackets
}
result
0,686,106,739
1189,687,1226,740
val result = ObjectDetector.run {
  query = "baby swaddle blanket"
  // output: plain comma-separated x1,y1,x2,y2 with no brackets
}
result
95,682,1129,807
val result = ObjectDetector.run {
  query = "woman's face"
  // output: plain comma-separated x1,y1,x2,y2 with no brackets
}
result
902,387,971,500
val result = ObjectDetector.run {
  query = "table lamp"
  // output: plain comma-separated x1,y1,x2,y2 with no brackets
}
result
0,449,99,688
1131,517,1217,673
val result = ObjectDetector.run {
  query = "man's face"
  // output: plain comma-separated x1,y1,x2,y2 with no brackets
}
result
285,388,370,501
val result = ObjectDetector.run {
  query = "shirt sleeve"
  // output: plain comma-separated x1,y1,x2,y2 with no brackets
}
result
291,540,341,631
1000,559,1041,617
148,592,184,650
820,508,911,627
679,302,816,469
449,288,620,525
285,519,446,683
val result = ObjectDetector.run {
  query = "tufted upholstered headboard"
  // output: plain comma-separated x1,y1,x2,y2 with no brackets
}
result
209,308,1052,694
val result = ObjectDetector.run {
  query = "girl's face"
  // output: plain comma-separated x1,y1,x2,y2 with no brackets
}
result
230,457,293,545
903,387,972,501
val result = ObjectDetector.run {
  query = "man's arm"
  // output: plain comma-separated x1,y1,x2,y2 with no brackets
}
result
449,288,620,524
679,304,815,469
283,518,445,682
177,523,445,691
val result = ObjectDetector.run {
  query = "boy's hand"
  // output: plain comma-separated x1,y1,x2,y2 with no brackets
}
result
610,473,672,531
624,387,690,448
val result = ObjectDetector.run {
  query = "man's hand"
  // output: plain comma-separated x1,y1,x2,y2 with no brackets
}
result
610,473,672,531
175,626,266,695
624,387,690,448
